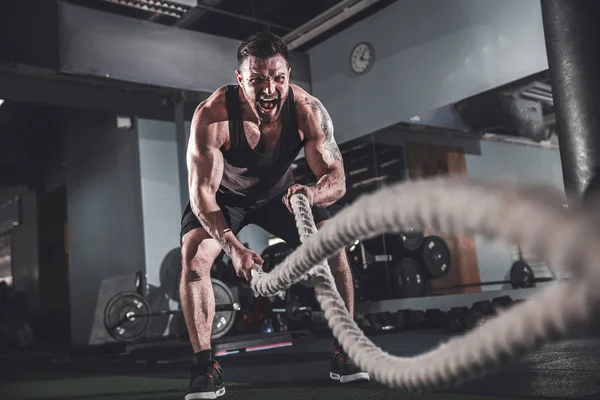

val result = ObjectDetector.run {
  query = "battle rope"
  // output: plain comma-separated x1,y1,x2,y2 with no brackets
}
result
250,177,600,391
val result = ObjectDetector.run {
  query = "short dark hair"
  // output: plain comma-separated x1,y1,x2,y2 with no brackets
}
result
237,31,289,69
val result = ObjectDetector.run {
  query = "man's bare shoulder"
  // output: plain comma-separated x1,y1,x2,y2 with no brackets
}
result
192,86,230,146
291,84,332,140
194,86,230,125
291,84,322,115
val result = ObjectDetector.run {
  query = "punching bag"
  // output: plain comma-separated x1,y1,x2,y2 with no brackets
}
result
541,0,600,199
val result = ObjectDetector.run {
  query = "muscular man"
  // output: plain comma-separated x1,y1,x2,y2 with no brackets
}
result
180,31,369,399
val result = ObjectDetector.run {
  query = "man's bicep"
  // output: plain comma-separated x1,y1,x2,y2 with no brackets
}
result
303,99,344,175
191,147,224,194
187,121,224,196
304,137,337,178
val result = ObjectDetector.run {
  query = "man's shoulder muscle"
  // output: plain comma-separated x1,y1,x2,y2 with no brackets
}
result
291,84,331,140
192,86,230,146
291,84,321,113
195,86,229,123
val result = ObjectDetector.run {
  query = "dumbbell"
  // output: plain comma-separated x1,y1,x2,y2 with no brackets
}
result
389,310,406,331
492,295,515,310
471,300,495,316
446,307,469,333
424,308,447,329
406,309,426,329
272,301,312,324
355,313,383,335
464,310,487,330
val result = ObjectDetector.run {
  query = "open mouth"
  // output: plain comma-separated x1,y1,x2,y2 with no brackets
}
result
258,98,279,113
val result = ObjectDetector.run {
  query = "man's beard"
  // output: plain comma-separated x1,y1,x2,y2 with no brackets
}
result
256,93,281,122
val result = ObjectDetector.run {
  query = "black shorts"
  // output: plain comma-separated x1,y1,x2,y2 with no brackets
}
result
180,192,331,249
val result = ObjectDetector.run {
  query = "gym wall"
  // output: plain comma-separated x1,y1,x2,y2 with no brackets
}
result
64,110,146,345
56,2,312,95
137,118,184,331
373,126,563,291
307,0,550,144
296,126,561,297
467,139,563,285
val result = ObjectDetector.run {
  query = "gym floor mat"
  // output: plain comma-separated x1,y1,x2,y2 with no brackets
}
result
0,376,544,400
2,331,599,399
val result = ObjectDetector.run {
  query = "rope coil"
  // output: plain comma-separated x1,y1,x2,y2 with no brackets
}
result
249,177,600,391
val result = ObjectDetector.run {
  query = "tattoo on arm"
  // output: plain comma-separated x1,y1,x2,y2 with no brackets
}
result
302,96,342,161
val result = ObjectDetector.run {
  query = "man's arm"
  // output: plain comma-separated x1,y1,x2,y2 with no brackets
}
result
187,107,243,256
298,95,346,207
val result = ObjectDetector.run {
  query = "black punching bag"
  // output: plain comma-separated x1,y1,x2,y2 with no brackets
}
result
541,0,600,200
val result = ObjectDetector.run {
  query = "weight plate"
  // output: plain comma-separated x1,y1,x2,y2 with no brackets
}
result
422,236,452,279
392,258,426,298
399,228,424,251
210,259,232,283
510,260,535,289
146,285,171,337
159,247,182,301
104,292,151,343
212,278,237,339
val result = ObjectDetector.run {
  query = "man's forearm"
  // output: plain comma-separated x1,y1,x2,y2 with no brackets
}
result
191,196,242,256
311,170,346,207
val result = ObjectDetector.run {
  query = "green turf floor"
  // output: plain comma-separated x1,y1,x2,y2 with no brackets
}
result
1,375,539,400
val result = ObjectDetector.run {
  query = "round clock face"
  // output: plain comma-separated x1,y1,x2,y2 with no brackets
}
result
350,42,374,74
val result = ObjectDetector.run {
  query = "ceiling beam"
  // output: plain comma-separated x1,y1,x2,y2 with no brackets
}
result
284,0,384,50
0,65,209,121
226,0,290,38
175,0,226,28
176,1,291,31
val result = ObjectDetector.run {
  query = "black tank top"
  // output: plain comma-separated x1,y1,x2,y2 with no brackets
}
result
216,85,304,207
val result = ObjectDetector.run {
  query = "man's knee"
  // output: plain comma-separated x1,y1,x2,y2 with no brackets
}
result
181,228,222,279
316,219,350,271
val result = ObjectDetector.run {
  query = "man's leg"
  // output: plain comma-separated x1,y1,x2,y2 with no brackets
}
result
180,228,226,400
180,228,223,353
179,202,246,400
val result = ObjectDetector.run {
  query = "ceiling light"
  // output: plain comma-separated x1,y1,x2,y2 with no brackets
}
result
0,99,4,106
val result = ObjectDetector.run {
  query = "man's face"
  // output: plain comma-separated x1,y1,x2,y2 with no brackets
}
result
236,54,291,123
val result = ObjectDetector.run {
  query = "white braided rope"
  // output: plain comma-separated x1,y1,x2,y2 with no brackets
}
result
249,177,600,391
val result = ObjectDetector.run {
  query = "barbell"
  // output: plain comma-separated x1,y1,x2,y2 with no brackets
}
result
272,301,312,323
104,278,240,343
428,260,554,294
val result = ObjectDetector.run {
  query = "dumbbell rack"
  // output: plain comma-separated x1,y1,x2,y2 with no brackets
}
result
356,294,527,336
355,283,548,321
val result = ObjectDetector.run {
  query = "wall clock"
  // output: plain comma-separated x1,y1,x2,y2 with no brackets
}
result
350,42,375,74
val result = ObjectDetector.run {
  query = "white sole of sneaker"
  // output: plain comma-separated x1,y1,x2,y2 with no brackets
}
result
184,386,226,399
329,372,370,384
